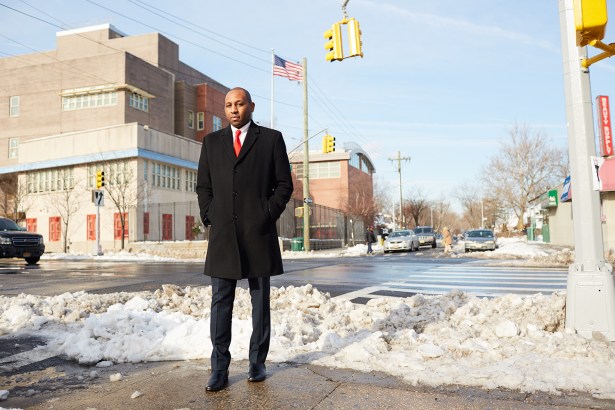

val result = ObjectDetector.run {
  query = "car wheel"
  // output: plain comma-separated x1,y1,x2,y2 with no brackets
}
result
431,241,436,248
384,250,389,254
465,248,469,253
25,256,40,265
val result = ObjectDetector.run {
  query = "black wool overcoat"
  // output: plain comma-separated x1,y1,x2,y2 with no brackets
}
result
196,122,293,279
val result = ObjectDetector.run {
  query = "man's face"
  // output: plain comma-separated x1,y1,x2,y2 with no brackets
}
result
225,89,254,128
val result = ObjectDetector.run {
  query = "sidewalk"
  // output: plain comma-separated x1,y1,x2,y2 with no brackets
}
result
3,359,613,410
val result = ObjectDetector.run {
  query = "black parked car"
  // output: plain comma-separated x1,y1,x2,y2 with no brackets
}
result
0,217,45,265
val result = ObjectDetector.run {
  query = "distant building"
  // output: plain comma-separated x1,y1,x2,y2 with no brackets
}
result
288,142,376,213
0,24,229,252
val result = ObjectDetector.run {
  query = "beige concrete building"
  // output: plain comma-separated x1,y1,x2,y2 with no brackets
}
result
0,24,229,252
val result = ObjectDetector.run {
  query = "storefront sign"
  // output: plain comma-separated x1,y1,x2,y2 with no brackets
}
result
597,95,613,157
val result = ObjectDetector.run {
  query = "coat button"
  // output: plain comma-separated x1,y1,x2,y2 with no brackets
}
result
233,191,238,196
233,215,238,220
234,169,239,173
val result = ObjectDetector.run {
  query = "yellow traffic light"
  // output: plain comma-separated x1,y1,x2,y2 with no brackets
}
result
324,23,344,62
573,0,608,46
96,170,105,189
347,18,363,58
324,135,336,153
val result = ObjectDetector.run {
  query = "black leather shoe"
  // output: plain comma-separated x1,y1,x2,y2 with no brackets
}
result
247,363,266,382
206,370,229,392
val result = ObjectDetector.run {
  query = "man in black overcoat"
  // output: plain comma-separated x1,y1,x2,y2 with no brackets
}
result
196,87,293,392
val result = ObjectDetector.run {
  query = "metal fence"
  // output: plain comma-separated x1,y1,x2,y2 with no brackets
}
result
134,199,365,250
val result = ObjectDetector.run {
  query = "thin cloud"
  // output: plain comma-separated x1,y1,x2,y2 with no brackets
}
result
358,0,558,52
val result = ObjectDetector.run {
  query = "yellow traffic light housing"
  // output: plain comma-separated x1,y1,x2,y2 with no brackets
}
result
96,170,105,189
324,23,344,62
573,0,608,46
324,135,335,153
347,18,363,58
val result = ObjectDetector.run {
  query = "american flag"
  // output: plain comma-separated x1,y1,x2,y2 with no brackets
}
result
273,55,303,81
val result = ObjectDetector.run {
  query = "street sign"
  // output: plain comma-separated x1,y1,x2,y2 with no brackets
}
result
304,197,313,204
93,190,104,207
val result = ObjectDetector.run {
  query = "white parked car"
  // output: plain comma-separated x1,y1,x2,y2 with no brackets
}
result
383,229,419,253
464,229,497,252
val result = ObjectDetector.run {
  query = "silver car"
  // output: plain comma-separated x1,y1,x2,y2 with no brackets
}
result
383,229,419,253
464,229,497,252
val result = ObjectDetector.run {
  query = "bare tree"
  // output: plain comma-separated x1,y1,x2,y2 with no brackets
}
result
456,183,482,229
103,162,147,250
345,177,377,226
50,177,82,253
481,124,567,230
403,188,429,227
0,173,30,220
432,195,451,232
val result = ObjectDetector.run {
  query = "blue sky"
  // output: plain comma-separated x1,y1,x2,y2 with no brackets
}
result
1,0,614,212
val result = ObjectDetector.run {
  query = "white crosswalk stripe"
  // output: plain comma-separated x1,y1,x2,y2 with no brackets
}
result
335,265,567,302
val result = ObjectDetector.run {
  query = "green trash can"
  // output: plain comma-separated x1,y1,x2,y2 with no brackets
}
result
291,237,304,251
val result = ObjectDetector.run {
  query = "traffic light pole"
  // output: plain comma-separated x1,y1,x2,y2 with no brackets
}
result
558,0,615,340
302,57,310,252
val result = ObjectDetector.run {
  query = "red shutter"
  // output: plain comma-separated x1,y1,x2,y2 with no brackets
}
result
87,214,96,240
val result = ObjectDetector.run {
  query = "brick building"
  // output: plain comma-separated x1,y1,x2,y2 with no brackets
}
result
0,24,228,252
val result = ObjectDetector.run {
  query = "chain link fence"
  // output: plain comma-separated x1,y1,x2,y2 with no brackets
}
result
135,199,365,250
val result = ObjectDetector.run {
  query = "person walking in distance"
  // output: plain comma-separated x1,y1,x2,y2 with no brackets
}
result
196,87,293,392
365,225,376,255
442,226,453,253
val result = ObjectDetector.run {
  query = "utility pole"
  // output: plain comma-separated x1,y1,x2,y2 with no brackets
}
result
389,151,410,229
558,0,615,340
302,57,310,252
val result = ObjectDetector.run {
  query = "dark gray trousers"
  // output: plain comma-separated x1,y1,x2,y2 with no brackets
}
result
210,276,271,371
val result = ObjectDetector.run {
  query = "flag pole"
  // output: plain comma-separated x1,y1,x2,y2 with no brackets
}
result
302,57,310,252
271,49,275,129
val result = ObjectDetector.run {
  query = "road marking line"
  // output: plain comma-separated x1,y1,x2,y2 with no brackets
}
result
0,348,57,372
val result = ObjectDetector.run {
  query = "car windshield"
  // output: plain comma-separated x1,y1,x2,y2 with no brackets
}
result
415,227,432,234
0,218,24,231
389,230,411,238
467,230,494,238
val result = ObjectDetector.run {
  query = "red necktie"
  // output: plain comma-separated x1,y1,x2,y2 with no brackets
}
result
234,129,242,157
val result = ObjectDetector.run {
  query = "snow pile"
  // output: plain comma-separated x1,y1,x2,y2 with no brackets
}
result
2,284,614,398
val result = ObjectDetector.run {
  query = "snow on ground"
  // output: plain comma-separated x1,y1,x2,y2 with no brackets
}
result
2,237,614,401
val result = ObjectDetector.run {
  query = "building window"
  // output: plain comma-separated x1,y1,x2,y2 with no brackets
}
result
114,213,128,240
212,114,221,131
62,90,117,111
197,112,205,131
185,215,195,240
26,218,37,233
151,162,180,190
162,214,173,240
9,96,19,117
8,138,18,159
27,167,74,194
49,216,61,242
143,212,149,235
185,170,197,192
87,161,128,188
188,110,194,129
129,92,149,112
87,214,96,240
294,162,341,179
